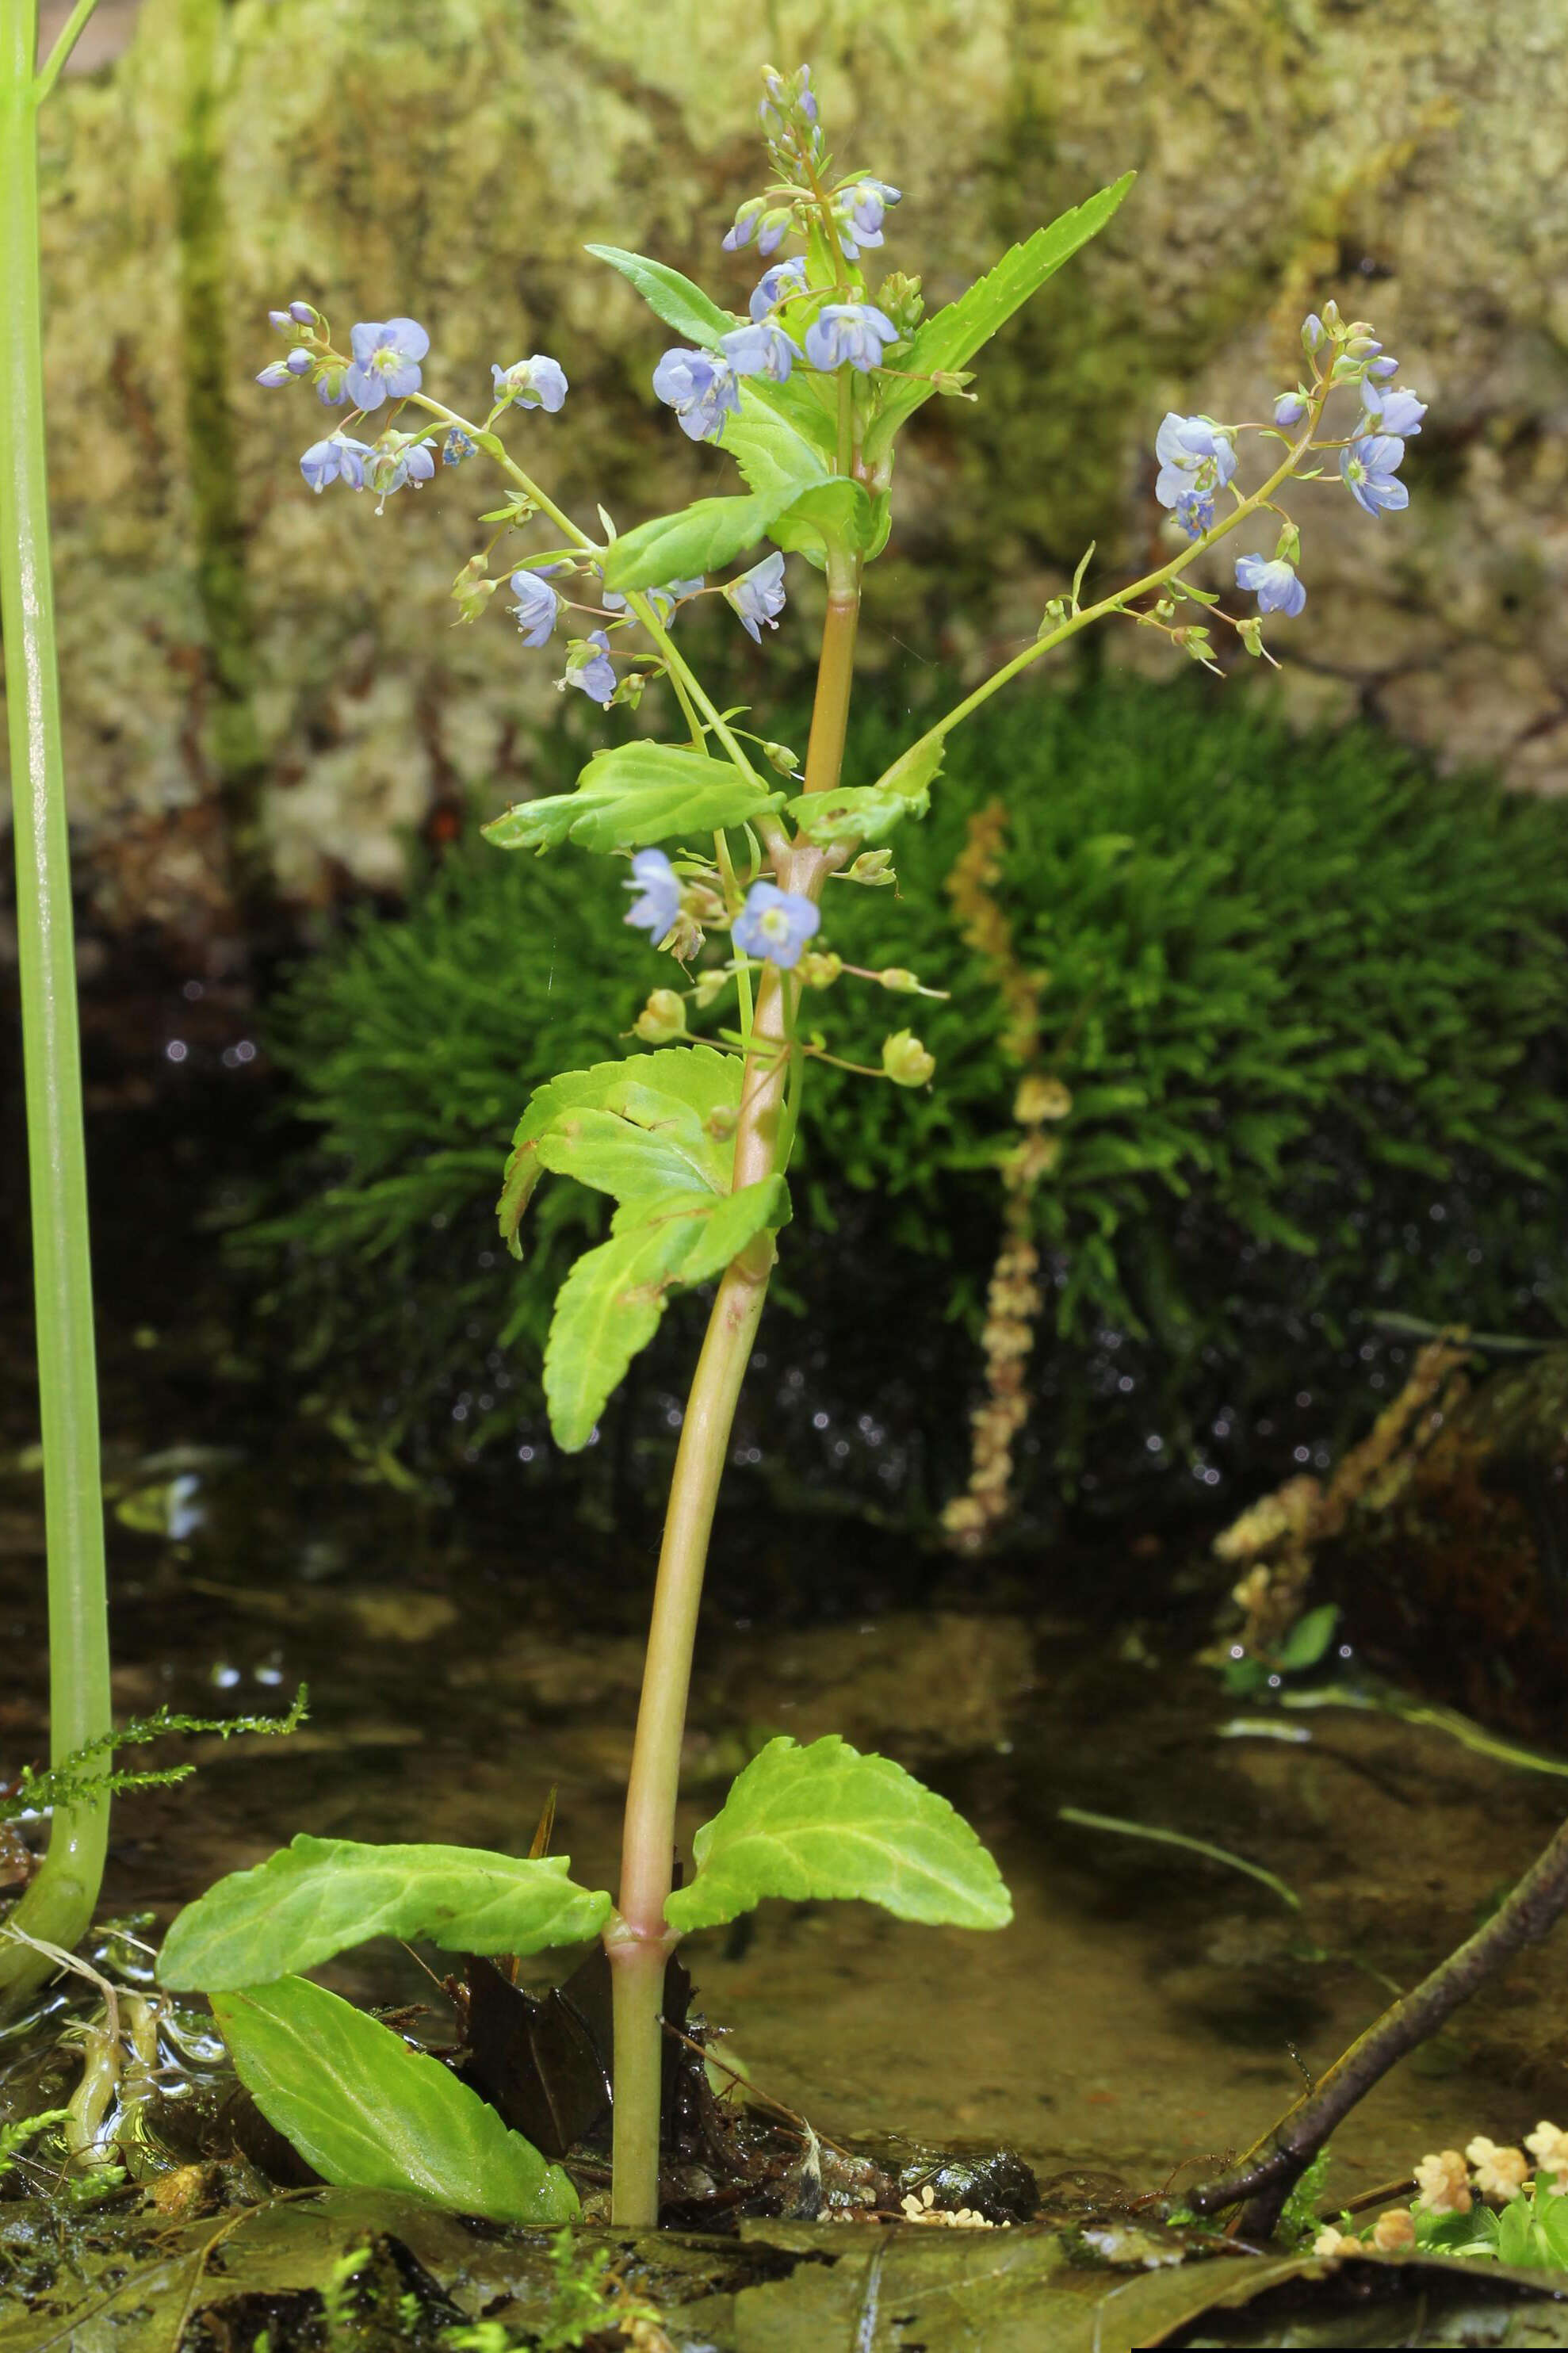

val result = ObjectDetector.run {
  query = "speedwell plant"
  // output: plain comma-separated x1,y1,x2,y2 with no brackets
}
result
157,65,1427,2228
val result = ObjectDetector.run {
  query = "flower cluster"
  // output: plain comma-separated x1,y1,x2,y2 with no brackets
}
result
1142,299,1427,653
652,297,901,440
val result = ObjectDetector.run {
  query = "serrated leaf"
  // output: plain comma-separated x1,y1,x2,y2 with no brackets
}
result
864,175,1135,458
677,1173,790,1282
665,1734,1012,1934
584,243,737,349
535,1090,730,1204
789,777,932,846
159,1836,610,1991
767,477,877,563
484,741,784,855
499,1048,741,1257
210,1976,576,2225
720,390,835,504
543,1214,701,1450
599,489,793,595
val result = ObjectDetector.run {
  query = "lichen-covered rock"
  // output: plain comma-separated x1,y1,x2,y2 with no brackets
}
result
9,0,1568,935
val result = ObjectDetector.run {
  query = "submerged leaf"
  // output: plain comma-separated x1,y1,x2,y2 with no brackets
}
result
159,1835,611,1989
665,1734,1012,1934
210,1976,576,2225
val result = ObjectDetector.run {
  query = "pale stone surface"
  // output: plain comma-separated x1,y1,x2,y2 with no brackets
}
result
6,0,1566,933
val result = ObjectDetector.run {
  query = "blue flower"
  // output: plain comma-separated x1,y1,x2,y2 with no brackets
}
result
365,433,436,503
624,848,683,942
723,552,786,644
315,365,350,406
256,360,293,387
802,304,899,373
835,177,901,258
564,630,618,706
652,347,741,442
1360,381,1426,436
1340,434,1409,517
299,433,372,492
1273,390,1308,425
491,354,568,413
732,880,820,969
721,200,766,252
721,322,801,383
1235,553,1306,617
509,568,561,647
749,257,808,323
346,318,430,410
288,300,316,326
442,427,475,465
1366,355,1400,381
755,216,787,258
1153,414,1237,523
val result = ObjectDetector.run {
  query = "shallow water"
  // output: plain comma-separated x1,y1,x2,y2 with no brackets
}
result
4,1367,1566,2218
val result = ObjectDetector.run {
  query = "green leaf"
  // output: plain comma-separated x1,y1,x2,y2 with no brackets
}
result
767,477,878,564
664,1734,1012,1934
536,1092,729,1205
677,1172,790,1283
540,1174,790,1451
789,778,931,846
210,1976,576,2225
542,1213,701,1450
159,1835,611,1991
864,174,1135,458
721,389,836,503
600,489,794,595
1274,1603,1340,1674
583,243,736,350
483,741,785,855
499,1047,741,1257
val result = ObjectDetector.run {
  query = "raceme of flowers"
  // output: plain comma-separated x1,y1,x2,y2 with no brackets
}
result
1149,300,1426,637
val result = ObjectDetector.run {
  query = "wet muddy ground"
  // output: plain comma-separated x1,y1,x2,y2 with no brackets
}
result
4,1386,1567,2220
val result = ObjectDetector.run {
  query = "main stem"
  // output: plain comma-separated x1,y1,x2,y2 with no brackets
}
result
0,5,113,2011
605,551,863,2229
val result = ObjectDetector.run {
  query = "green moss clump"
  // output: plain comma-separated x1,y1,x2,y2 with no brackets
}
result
243,678,1568,1513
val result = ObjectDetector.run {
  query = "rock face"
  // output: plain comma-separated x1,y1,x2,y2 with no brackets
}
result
9,0,1568,936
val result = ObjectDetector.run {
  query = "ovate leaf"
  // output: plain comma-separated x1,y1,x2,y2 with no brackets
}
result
499,1047,740,1257
676,1173,791,1284
865,175,1135,457
542,1212,702,1451
720,391,835,504
584,243,736,350
665,1734,1012,1934
484,741,785,855
600,489,794,595
210,1976,576,2225
789,779,931,845
767,477,877,564
535,1094,728,1206
540,1177,790,1451
789,734,943,844
159,1836,610,1991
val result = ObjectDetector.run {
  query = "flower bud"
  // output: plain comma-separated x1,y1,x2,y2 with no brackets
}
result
692,970,730,1009
759,739,801,776
1273,520,1302,565
1038,596,1069,633
705,1103,739,1141
931,370,976,397
879,966,920,993
1301,312,1326,353
843,850,895,887
797,950,843,988
882,1029,935,1087
1015,1073,1073,1123
635,989,687,1044
1237,615,1265,658
1273,389,1307,426
285,348,313,377
1321,298,1342,331
877,272,925,334
288,300,317,326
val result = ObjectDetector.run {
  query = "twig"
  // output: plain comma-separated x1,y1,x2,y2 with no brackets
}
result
1185,1812,1568,2236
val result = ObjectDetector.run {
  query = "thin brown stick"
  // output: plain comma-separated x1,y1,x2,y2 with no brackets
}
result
1185,1814,1568,2236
